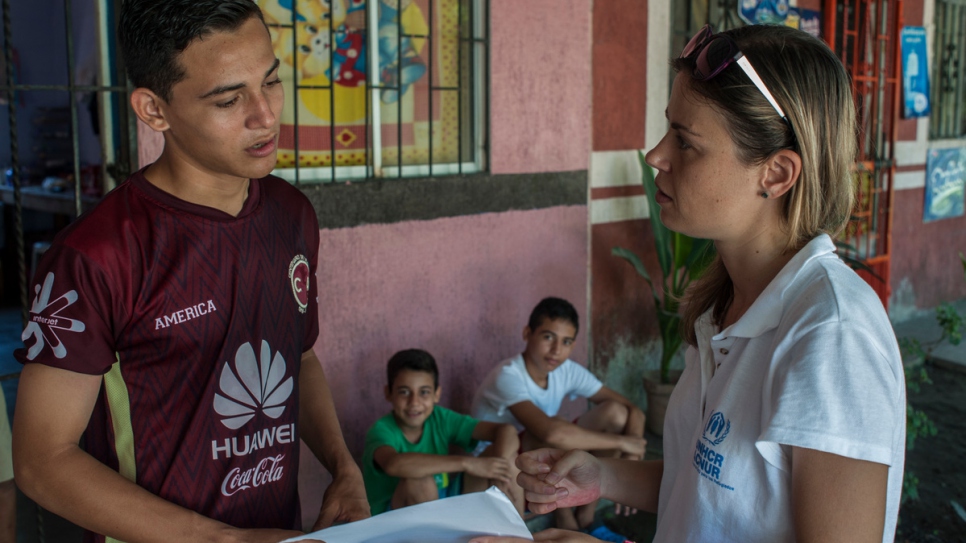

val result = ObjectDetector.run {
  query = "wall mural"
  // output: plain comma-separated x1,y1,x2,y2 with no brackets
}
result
258,0,464,170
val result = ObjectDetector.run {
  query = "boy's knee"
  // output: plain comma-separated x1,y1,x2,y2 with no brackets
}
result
392,475,438,509
597,400,630,432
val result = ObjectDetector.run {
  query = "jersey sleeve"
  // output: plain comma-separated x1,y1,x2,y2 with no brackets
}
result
437,406,480,452
756,320,903,469
15,243,122,375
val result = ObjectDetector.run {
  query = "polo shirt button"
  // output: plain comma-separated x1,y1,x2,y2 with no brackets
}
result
719,348,729,355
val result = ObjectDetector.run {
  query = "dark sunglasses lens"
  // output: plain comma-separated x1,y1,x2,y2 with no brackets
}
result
693,36,738,80
680,25,713,59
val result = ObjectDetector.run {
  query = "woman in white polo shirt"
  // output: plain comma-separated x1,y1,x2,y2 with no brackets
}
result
473,23,905,543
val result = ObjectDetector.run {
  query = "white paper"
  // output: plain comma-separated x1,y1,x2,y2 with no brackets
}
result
284,486,533,543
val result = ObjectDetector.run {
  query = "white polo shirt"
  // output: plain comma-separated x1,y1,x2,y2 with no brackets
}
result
655,234,905,543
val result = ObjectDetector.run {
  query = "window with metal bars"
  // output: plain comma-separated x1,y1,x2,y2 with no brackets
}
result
259,0,487,185
929,0,966,139
930,0,966,139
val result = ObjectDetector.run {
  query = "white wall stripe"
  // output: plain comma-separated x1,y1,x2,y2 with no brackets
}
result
591,195,650,225
590,150,645,188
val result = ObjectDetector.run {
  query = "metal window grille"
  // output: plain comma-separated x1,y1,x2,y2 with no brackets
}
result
825,0,903,306
1,0,136,326
262,0,488,186
930,0,966,139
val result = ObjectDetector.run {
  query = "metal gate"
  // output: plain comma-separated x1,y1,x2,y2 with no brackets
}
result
824,0,903,307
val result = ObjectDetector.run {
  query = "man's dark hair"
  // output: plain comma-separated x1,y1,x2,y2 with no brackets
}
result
527,297,579,334
386,349,439,390
118,0,266,101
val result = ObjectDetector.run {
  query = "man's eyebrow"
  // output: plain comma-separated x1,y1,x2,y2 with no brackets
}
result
199,58,281,99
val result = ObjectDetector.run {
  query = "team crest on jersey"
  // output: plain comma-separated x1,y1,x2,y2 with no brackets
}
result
213,341,294,430
22,272,87,360
288,254,310,313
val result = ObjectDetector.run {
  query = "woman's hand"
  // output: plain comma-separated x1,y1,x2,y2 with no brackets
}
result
515,448,603,515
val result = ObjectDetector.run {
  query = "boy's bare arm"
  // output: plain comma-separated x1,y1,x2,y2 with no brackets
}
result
508,401,645,457
13,363,302,543
471,422,519,458
298,350,371,529
372,446,512,483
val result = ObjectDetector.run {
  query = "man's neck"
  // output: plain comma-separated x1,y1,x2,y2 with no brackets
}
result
144,154,251,217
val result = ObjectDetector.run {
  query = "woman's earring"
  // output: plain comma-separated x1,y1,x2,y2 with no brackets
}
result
760,192,769,199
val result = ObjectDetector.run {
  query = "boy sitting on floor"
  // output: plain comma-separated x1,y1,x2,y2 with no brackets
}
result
471,297,646,533
362,349,524,516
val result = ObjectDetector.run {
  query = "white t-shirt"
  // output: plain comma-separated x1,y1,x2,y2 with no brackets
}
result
471,354,604,432
655,234,905,543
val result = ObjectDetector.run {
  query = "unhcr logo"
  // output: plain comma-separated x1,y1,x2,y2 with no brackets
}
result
702,411,730,446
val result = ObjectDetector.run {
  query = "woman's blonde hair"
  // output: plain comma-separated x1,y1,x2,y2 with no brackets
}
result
675,24,857,345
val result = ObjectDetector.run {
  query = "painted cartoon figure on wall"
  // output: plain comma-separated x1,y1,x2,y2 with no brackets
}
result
377,0,428,104
257,0,432,168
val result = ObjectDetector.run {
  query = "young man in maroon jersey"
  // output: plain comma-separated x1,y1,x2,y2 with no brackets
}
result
11,1,369,541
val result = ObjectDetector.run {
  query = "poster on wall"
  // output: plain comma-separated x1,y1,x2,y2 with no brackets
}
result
923,147,965,223
901,27,931,118
737,1,822,38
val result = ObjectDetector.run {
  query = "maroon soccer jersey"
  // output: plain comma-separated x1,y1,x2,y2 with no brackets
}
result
16,170,320,540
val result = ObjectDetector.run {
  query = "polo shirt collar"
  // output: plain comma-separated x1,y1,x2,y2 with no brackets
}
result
715,234,836,339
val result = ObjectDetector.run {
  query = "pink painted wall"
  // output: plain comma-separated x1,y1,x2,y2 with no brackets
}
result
298,206,589,525
489,0,592,174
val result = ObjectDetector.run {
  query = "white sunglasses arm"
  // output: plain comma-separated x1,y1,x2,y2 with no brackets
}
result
736,54,788,120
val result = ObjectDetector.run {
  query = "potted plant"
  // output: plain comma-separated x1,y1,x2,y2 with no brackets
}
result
612,151,714,436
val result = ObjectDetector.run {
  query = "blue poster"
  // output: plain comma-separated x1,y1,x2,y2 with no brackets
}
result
901,27,931,118
738,2,821,38
924,147,965,223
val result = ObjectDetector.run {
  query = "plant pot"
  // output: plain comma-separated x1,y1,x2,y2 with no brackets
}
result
642,369,682,437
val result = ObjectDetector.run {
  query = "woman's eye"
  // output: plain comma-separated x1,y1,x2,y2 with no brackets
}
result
217,97,238,108
676,135,692,150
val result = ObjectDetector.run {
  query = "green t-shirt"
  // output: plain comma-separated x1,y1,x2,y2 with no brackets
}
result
362,406,479,514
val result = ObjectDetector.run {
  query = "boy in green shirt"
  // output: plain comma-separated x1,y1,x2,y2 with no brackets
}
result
362,349,524,516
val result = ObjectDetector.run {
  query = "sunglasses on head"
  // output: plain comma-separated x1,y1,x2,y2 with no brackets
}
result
681,24,792,129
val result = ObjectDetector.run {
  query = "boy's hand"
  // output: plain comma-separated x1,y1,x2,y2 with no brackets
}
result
617,435,646,460
463,456,513,483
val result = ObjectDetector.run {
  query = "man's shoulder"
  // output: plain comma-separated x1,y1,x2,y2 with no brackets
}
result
259,175,311,205
51,177,147,256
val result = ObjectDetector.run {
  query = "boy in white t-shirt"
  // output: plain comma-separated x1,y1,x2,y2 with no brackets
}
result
471,297,646,532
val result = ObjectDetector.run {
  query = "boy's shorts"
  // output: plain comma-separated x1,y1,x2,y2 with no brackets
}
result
385,473,463,512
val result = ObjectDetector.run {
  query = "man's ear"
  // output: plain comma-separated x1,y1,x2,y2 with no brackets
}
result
130,88,170,132
761,148,802,199
433,385,442,403
522,325,531,342
384,385,391,401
